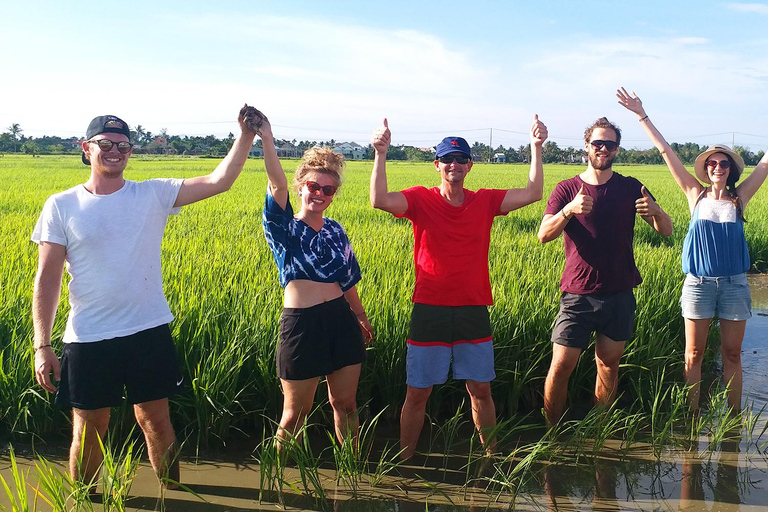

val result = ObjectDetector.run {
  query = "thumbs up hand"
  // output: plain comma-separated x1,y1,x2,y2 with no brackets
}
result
530,114,548,146
371,118,391,154
565,182,594,217
635,185,660,217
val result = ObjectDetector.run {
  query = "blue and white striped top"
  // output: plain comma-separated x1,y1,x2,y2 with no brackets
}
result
682,197,750,277
262,189,361,291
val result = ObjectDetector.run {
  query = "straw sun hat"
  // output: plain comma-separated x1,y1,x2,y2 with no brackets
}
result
693,144,745,184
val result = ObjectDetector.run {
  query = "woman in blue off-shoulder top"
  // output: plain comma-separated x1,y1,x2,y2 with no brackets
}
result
619,88,768,411
253,110,373,450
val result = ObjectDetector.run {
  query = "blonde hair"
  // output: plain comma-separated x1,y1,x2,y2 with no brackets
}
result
294,146,345,190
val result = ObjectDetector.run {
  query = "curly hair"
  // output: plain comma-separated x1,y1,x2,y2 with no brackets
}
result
584,117,622,146
294,146,345,190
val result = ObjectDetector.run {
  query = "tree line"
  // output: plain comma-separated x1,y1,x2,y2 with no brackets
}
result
2,123,765,166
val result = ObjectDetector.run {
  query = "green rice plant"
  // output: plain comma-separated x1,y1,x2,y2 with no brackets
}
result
31,455,77,512
0,446,33,512
97,434,142,512
425,400,470,471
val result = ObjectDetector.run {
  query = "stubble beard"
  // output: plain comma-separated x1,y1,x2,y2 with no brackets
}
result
589,152,615,171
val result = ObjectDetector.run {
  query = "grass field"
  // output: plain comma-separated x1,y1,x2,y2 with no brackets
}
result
3,154,768,447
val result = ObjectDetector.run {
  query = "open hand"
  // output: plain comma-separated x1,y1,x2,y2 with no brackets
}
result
530,114,548,146
34,347,60,394
371,118,391,154
616,88,647,118
358,315,374,344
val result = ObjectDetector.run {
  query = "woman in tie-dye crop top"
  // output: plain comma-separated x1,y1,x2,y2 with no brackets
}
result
619,87,768,411
254,110,373,451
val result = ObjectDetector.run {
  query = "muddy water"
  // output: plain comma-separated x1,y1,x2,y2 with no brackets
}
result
4,276,768,511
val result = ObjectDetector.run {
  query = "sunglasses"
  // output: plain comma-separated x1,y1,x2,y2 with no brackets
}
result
590,140,619,151
88,139,133,154
706,159,731,170
439,155,471,164
305,181,337,196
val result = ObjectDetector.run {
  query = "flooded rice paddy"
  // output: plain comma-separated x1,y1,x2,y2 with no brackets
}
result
4,276,768,511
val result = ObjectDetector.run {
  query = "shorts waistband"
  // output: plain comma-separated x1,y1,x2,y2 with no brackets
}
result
282,295,347,315
686,273,746,284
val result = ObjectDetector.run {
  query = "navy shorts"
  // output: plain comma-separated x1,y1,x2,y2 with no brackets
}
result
551,290,636,350
277,296,366,381
55,324,183,410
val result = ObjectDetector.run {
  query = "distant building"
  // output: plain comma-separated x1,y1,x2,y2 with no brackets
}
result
493,153,506,163
250,147,264,157
333,142,365,160
277,142,301,158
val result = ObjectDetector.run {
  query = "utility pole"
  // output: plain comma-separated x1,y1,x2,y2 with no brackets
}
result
489,128,493,163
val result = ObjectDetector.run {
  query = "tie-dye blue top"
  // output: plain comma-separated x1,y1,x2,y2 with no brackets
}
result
263,189,361,291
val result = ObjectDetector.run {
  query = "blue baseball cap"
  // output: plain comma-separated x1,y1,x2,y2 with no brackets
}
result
435,136,471,158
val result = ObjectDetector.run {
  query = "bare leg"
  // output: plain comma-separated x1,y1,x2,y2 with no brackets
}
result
719,319,747,413
70,408,111,484
543,344,581,426
399,385,432,459
594,334,626,407
134,398,178,487
465,380,496,453
277,377,319,451
326,364,362,444
684,318,711,409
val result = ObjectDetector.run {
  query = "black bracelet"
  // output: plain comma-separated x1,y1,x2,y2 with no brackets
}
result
34,344,52,352
639,115,649,122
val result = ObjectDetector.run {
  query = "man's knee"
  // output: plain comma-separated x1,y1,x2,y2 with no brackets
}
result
404,386,432,408
465,380,492,402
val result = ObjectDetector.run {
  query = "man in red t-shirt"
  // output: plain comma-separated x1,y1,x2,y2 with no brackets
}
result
370,117,548,459
537,117,673,426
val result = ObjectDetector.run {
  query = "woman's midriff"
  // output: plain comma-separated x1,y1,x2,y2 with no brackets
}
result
283,280,343,308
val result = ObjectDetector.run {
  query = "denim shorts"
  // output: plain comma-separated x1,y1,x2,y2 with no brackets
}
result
680,273,752,321
405,304,495,388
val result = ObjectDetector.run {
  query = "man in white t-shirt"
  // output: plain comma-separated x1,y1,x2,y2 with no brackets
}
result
31,107,262,489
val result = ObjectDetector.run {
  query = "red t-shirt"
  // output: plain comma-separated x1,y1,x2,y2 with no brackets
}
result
543,173,645,294
396,186,507,306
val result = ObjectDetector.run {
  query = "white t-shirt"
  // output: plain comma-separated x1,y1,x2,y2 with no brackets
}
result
31,179,183,343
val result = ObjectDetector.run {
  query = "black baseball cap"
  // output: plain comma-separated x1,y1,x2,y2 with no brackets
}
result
82,115,131,165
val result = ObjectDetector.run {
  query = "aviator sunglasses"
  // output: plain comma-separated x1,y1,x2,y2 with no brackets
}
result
305,181,338,196
706,159,731,170
88,139,134,154
590,140,619,151
439,155,471,164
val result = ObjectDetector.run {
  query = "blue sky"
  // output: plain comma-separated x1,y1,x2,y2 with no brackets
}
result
3,1,768,151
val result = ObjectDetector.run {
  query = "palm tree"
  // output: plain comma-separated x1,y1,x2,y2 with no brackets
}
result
7,124,21,153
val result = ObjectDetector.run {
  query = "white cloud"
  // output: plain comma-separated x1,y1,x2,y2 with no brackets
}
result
726,3,768,14
671,37,709,44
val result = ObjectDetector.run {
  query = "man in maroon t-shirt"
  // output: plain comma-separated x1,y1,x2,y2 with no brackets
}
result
370,116,547,459
537,117,673,426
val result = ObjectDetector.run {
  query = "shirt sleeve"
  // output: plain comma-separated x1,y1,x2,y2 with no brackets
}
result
394,186,423,220
544,181,573,216
489,189,507,216
149,178,184,215
262,187,294,254
339,236,362,292
31,196,67,246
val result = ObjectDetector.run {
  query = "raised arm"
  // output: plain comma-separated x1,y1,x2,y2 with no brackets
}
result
636,185,673,236
500,115,547,213
173,104,260,207
736,150,768,207
369,118,407,215
617,88,702,207
33,242,65,393
254,113,290,210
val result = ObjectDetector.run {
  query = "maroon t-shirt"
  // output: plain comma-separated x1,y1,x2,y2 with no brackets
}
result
396,186,507,306
544,173,646,294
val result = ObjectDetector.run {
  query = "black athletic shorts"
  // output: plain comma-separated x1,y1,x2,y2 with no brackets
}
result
551,290,636,350
55,324,183,410
277,296,366,381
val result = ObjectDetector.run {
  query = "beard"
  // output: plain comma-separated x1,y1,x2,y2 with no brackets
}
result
589,152,615,170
